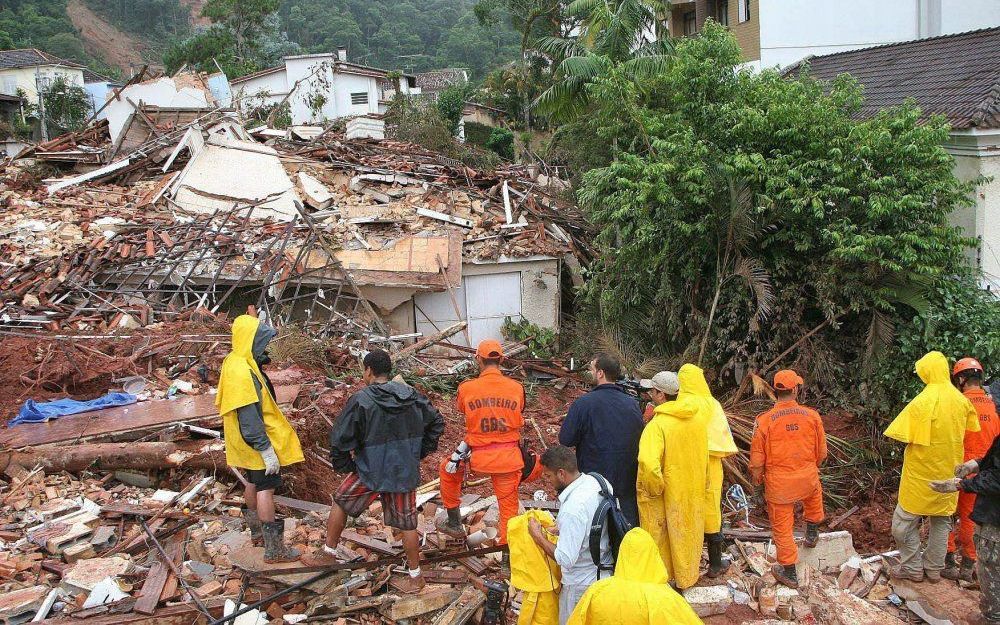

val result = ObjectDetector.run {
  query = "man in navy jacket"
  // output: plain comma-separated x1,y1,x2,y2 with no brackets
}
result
559,353,645,525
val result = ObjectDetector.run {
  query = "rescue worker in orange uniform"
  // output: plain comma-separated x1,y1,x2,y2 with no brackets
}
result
437,340,541,546
749,369,828,589
943,357,1000,582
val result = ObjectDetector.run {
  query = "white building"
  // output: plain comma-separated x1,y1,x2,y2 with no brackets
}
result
0,48,86,105
667,0,1000,70
230,49,420,126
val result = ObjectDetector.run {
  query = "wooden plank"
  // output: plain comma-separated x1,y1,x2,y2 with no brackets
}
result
134,533,173,614
0,385,299,449
341,529,398,556
157,532,185,603
273,495,331,515
431,586,485,625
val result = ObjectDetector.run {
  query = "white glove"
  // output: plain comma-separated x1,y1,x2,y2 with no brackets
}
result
929,478,961,493
445,441,471,474
956,459,979,478
261,446,280,476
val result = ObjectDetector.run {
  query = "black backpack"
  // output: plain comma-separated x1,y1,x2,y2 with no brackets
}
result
587,472,632,578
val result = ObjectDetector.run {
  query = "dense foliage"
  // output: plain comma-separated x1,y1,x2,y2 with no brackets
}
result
278,0,521,78
573,22,995,414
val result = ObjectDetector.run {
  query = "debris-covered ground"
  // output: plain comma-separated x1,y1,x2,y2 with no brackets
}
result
0,70,988,624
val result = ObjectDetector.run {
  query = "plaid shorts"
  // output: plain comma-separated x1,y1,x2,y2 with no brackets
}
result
333,473,417,531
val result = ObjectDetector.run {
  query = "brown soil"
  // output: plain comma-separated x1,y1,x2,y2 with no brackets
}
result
66,0,145,73
178,0,211,28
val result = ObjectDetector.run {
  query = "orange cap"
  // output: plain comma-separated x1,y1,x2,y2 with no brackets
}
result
953,357,984,377
476,339,504,359
773,369,804,390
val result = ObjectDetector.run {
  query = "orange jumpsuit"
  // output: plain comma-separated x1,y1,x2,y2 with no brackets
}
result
439,367,533,543
948,387,1000,560
749,399,828,566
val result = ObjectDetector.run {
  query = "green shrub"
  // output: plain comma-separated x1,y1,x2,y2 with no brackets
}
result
485,127,514,160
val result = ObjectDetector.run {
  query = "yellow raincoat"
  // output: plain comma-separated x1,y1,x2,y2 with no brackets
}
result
508,510,560,625
568,528,703,625
884,351,979,516
678,364,738,534
216,315,304,470
636,397,708,589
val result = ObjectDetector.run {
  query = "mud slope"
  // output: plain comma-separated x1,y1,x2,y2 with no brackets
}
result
66,0,145,73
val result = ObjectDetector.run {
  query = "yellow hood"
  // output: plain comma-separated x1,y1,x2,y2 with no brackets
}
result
678,364,738,456
216,315,266,415
678,364,712,398
916,351,951,385
614,528,668,584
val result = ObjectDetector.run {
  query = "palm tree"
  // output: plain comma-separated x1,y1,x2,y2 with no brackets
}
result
533,0,673,121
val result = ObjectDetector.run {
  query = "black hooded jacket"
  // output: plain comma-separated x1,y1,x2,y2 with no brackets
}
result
329,381,445,492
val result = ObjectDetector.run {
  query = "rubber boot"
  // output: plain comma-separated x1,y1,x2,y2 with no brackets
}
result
262,520,301,564
706,534,731,578
941,552,960,580
436,507,466,539
960,557,977,583
804,522,820,548
771,563,799,589
242,507,263,547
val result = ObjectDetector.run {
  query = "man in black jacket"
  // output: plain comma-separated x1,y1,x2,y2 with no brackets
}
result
313,349,444,593
933,430,1000,623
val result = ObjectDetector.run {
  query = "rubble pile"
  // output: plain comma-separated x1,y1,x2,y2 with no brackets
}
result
0,91,593,340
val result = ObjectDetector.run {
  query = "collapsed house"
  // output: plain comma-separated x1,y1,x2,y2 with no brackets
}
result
0,78,593,356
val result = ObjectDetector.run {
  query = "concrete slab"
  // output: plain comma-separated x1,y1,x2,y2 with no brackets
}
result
683,585,733,617
765,530,858,574
0,585,49,625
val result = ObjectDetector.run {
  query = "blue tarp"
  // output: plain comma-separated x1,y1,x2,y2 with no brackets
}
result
12,392,138,426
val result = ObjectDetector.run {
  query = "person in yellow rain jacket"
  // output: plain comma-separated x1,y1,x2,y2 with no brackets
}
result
636,371,708,589
567,527,703,625
677,364,739,578
217,313,305,564
509,510,561,625
885,351,979,583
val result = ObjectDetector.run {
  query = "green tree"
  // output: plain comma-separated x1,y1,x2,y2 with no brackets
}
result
28,75,89,137
576,22,982,410
533,0,672,121
485,126,514,159
201,0,279,65
436,84,468,132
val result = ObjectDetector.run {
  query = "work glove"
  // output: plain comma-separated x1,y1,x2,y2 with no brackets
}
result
445,441,471,474
261,446,280,476
956,459,979,478
929,478,961,493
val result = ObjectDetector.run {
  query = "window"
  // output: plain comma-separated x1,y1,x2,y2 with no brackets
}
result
738,0,751,22
717,0,730,26
683,10,697,35
350,92,369,105
1,77,16,96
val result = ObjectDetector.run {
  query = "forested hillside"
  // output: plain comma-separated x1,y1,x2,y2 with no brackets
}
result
0,0,521,80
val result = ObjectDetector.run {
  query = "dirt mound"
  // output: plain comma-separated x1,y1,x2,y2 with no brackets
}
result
67,0,145,73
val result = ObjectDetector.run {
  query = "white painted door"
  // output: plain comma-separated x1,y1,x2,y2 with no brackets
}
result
412,271,522,347
464,272,522,345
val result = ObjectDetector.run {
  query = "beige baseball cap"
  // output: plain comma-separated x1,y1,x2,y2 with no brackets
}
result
639,371,680,395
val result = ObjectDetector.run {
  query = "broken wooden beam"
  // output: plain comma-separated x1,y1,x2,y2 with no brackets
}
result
394,322,467,358
0,441,226,473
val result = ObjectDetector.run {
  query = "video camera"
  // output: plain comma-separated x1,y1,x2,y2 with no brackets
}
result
616,377,646,399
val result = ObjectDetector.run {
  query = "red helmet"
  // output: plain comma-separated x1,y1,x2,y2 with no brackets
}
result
953,357,984,377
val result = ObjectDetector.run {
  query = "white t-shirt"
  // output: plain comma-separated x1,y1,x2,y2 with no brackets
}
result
554,473,613,587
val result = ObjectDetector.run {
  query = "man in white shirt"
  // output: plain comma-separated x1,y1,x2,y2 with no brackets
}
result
528,445,613,625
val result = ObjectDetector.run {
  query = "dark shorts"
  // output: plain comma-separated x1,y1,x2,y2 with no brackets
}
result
333,473,417,531
245,468,282,492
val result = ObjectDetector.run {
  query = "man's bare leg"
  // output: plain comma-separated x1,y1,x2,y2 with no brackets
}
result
325,503,349,549
245,483,258,511
257,488,276,523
